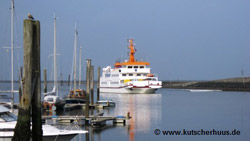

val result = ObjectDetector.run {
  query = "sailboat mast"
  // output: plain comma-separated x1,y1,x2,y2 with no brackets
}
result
79,46,82,89
53,14,57,95
73,26,77,92
10,0,14,109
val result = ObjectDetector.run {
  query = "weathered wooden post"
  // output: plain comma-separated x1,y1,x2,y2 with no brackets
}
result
68,74,70,86
60,72,63,86
13,18,42,141
85,59,91,122
44,68,47,93
31,20,42,141
13,19,33,141
85,125,89,141
90,66,94,105
19,67,23,103
97,66,100,102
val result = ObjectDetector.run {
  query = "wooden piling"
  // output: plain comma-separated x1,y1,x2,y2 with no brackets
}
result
90,66,94,105
97,66,100,102
68,74,70,86
60,72,63,86
31,20,42,141
19,67,23,103
85,59,91,120
44,68,47,93
13,19,43,141
85,125,89,141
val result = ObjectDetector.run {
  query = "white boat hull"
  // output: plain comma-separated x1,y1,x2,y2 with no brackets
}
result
100,87,158,94
0,134,77,141
0,120,87,141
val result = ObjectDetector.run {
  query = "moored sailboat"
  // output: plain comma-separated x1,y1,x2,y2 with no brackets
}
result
64,26,85,109
0,0,19,110
0,105,87,140
42,14,65,110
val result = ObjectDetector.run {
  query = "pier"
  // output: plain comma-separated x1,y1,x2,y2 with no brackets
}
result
42,114,131,127
63,103,114,110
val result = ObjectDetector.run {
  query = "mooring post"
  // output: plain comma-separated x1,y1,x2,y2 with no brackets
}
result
44,68,47,93
90,66,94,105
68,74,70,86
31,20,42,141
13,19,42,141
19,67,23,103
97,66,100,102
60,72,63,86
85,125,89,141
85,59,91,122
91,126,94,141
13,19,33,141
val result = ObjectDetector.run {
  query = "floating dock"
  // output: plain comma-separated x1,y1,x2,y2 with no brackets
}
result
42,113,131,127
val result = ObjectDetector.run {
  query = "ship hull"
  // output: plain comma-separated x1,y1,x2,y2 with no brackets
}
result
100,87,157,94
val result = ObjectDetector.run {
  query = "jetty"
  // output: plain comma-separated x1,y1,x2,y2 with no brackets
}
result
42,113,131,127
162,77,250,92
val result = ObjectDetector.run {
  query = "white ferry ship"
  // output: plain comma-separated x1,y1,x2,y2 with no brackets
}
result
100,39,162,94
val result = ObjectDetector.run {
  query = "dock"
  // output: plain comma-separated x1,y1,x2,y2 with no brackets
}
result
63,102,115,110
42,113,131,127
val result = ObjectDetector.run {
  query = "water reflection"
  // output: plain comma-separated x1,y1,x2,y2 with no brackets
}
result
71,93,162,141
100,93,162,140
2,80,162,141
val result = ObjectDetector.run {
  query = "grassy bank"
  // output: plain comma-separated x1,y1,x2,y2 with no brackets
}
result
162,77,250,92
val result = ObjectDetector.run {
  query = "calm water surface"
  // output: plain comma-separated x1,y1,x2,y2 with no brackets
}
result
1,83,250,141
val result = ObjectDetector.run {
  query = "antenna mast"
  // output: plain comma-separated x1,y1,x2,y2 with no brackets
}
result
10,0,14,110
53,14,58,96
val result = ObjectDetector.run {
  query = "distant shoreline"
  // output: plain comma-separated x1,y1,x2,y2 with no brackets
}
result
1,77,250,92
162,77,250,92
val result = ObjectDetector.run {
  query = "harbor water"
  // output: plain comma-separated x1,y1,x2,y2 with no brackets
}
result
0,82,250,141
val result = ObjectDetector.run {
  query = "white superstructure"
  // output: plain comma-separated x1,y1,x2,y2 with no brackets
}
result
100,39,162,94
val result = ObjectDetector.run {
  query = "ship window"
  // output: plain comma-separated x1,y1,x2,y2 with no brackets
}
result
143,74,147,76
134,66,138,68
111,81,119,84
47,98,54,102
105,74,110,77
140,66,144,68
122,74,126,76
111,74,119,77
101,82,107,84
137,74,141,76
129,74,133,76
128,66,132,69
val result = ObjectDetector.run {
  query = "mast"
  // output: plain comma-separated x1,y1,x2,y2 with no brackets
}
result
79,46,82,89
114,38,150,67
128,39,135,62
73,25,77,93
10,0,14,109
53,14,57,96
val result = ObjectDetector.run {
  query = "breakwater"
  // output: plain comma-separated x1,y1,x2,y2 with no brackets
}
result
162,77,250,92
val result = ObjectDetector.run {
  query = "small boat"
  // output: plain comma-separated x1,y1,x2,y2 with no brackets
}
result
64,27,86,109
100,38,162,94
0,105,87,141
43,95,66,110
64,89,86,109
97,100,115,107
0,0,19,110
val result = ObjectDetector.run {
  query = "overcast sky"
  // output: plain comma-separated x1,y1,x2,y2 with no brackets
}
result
0,0,250,81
